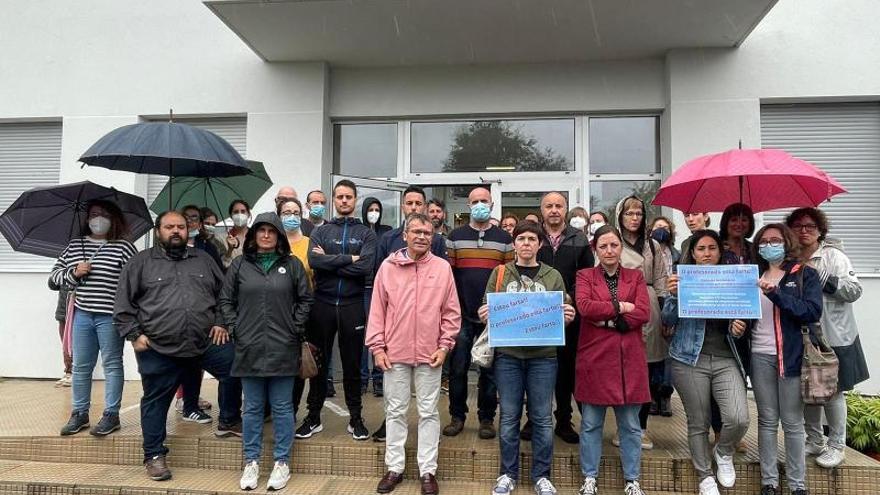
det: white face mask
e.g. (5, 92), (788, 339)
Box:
(366, 211), (380, 225)
(231, 213), (249, 228)
(569, 216), (587, 231)
(89, 216), (111, 236)
(203, 224), (216, 236)
(589, 221), (605, 235)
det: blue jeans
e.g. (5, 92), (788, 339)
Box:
(495, 354), (557, 482)
(580, 403), (642, 482)
(448, 319), (497, 422)
(71, 308), (123, 415)
(242, 376), (295, 463)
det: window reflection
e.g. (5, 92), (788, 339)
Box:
(589, 117), (659, 175)
(334, 123), (398, 178)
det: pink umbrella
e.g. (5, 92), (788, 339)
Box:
(652, 148), (847, 213)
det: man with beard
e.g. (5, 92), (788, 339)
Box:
(115, 211), (240, 482)
(427, 198), (449, 237)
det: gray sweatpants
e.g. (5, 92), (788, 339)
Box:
(751, 352), (806, 491)
(671, 354), (749, 481)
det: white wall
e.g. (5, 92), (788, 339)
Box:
(665, 0), (880, 392)
(0, 0), (331, 379)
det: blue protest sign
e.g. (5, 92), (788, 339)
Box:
(487, 291), (565, 347)
(677, 264), (761, 319)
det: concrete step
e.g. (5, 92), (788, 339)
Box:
(0, 459), (696, 495)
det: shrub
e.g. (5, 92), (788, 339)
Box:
(846, 393), (880, 453)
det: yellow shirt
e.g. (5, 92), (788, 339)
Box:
(289, 236), (313, 287)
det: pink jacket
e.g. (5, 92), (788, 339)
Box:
(366, 248), (461, 365)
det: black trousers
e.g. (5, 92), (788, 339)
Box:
(293, 300), (365, 421)
(554, 318), (580, 424)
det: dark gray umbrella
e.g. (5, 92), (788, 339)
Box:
(0, 181), (153, 258)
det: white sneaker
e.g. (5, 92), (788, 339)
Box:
(713, 446), (736, 487)
(239, 461), (259, 491)
(493, 474), (516, 494)
(534, 477), (557, 495)
(805, 441), (827, 456)
(640, 432), (654, 450)
(623, 480), (645, 495)
(816, 446), (845, 468)
(55, 373), (72, 387)
(267, 461), (290, 491)
(699, 476), (721, 495)
(174, 397), (184, 413)
(578, 476), (598, 495)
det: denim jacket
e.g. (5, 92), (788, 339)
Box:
(662, 296), (748, 378)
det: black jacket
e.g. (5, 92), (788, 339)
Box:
(219, 213), (313, 377)
(308, 216), (377, 305)
(537, 226), (594, 300)
(362, 197), (392, 238)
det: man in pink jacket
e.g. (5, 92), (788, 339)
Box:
(366, 213), (461, 495)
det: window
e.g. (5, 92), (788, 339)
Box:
(588, 116), (660, 222)
(0, 121), (62, 271)
(333, 123), (398, 178)
(761, 103), (880, 274)
(146, 116), (248, 207)
(411, 118), (575, 173)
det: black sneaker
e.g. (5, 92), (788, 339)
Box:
(372, 421), (387, 442)
(89, 412), (120, 436)
(215, 421), (242, 437)
(554, 421), (580, 444)
(295, 416), (323, 439)
(373, 381), (384, 398)
(326, 381), (336, 398)
(760, 486), (778, 495)
(60, 411), (90, 436)
(348, 417), (370, 441)
(182, 409), (212, 424)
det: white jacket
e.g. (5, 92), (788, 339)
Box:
(807, 240), (862, 347)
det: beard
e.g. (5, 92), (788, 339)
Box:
(160, 235), (187, 259)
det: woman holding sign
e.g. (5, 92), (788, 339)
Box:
(478, 220), (576, 495)
(750, 223), (822, 495)
(662, 230), (750, 495)
(573, 224), (651, 495)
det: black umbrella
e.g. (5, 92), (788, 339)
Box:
(0, 181), (153, 258)
(79, 121), (251, 208)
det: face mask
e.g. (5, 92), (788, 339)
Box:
(651, 228), (670, 244)
(758, 244), (786, 263)
(309, 204), (325, 219)
(366, 211), (380, 225)
(88, 216), (111, 236)
(588, 222), (605, 235)
(470, 202), (491, 223)
(569, 216), (587, 231)
(188, 229), (199, 239)
(281, 215), (301, 232)
(231, 213), (249, 228)
(203, 224), (216, 237)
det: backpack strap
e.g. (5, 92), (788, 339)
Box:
(495, 264), (506, 292)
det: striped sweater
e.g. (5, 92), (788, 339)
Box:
(50, 237), (138, 314)
(446, 224), (513, 321)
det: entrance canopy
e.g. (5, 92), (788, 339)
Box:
(204, 0), (777, 67)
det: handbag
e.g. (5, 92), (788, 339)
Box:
(795, 265), (839, 404)
(471, 264), (506, 368)
(299, 342), (319, 379)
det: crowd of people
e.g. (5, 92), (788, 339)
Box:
(47, 180), (867, 495)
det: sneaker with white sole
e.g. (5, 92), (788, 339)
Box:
(240, 460), (259, 491)
(713, 445), (736, 488)
(578, 477), (598, 495)
(805, 441), (827, 456)
(348, 417), (370, 441)
(534, 477), (557, 495)
(182, 409), (212, 424)
(699, 476), (721, 495)
(623, 480), (645, 495)
(267, 461), (290, 491)
(816, 446), (845, 468)
(294, 416), (323, 439)
(55, 373), (72, 387)
(493, 474), (516, 494)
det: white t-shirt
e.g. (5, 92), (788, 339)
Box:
(752, 273), (784, 355)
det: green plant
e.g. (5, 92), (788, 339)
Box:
(846, 393), (880, 453)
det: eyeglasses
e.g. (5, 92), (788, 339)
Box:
(184, 214), (201, 222)
(623, 211), (644, 218)
(407, 229), (432, 238)
(758, 239), (785, 248)
(791, 223), (818, 233)
(478, 229), (485, 248)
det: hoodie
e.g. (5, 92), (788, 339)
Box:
(361, 197), (393, 238)
(219, 212), (313, 377)
(308, 216), (377, 305)
(366, 248), (461, 366)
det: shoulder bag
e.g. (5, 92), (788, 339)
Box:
(795, 264), (839, 404)
(471, 265), (506, 368)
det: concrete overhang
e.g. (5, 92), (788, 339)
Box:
(205, 0), (777, 67)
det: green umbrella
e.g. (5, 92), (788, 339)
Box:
(149, 160), (272, 218)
